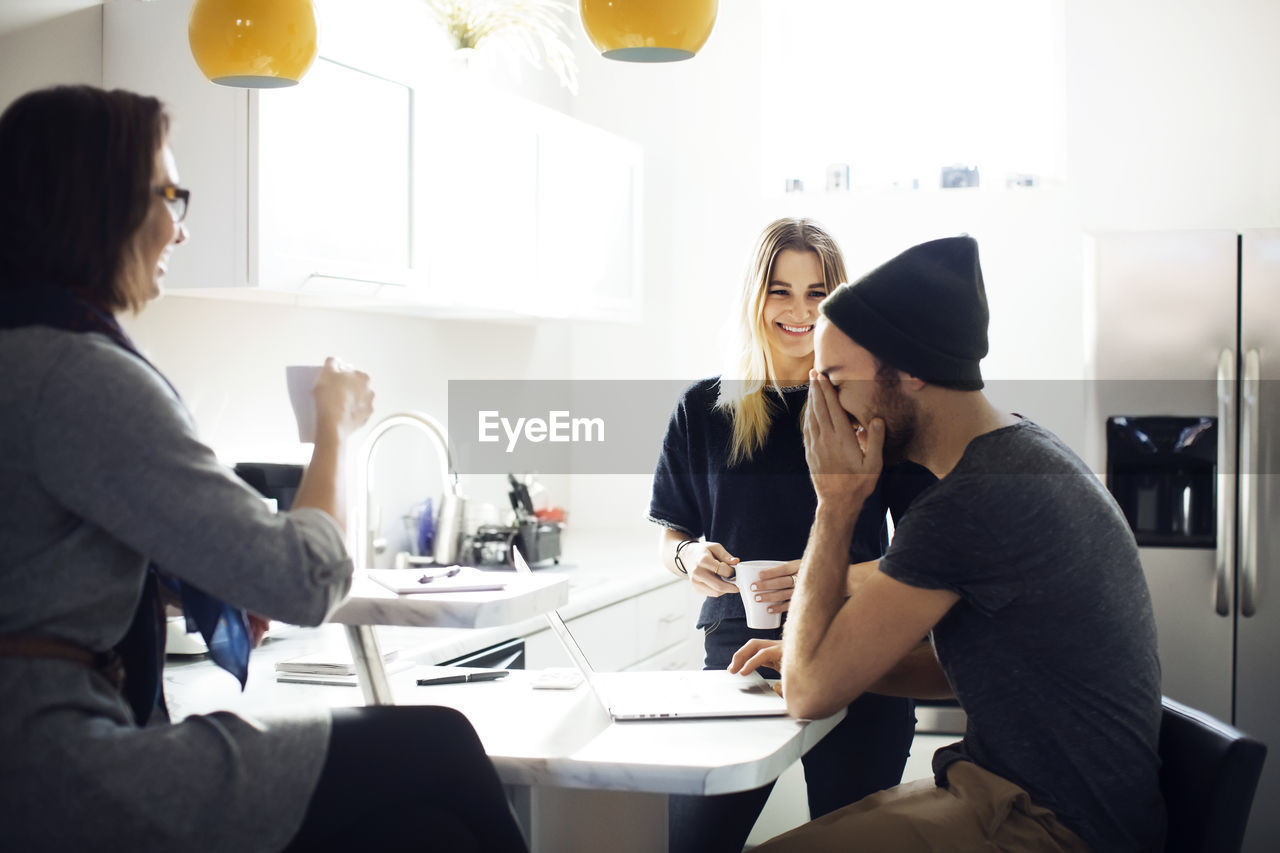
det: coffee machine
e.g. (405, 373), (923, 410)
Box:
(466, 474), (563, 568)
(468, 519), (562, 567)
(233, 462), (304, 512)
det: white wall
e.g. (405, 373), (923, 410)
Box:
(1065, 0), (1280, 230)
(567, 0), (765, 381)
(119, 297), (576, 562)
(555, 0), (769, 527)
(569, 0), (1280, 375)
(0, 6), (101, 92)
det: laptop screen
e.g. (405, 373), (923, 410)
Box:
(512, 546), (790, 720)
(512, 546), (599, 678)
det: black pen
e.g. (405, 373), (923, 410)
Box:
(418, 567), (462, 584)
(417, 671), (509, 686)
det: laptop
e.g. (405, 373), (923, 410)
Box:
(513, 547), (790, 721)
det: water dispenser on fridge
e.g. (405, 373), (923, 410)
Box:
(1105, 416), (1217, 549)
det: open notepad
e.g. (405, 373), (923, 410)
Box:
(365, 566), (508, 594)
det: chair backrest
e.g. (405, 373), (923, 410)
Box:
(1159, 696), (1267, 853)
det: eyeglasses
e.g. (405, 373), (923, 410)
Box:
(153, 185), (190, 223)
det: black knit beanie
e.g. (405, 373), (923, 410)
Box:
(819, 235), (989, 390)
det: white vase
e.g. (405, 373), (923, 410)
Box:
(449, 47), (501, 84)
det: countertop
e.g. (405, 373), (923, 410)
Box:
(163, 529), (684, 719)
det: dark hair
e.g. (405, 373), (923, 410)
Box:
(0, 85), (169, 312)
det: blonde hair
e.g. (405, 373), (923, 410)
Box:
(717, 218), (848, 465)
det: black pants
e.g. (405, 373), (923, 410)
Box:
(283, 705), (528, 852)
(669, 620), (917, 853)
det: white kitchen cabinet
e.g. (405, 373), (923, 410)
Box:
(525, 581), (699, 672)
(103, 0), (417, 302)
(536, 106), (644, 323)
(415, 84), (541, 317)
(102, 0), (642, 321)
(256, 59), (414, 294)
(416, 82), (643, 322)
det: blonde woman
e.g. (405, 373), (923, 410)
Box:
(649, 218), (936, 853)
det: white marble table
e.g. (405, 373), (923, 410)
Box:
(326, 570), (570, 704)
(382, 667), (844, 853)
(163, 627), (842, 853)
(165, 542), (837, 851)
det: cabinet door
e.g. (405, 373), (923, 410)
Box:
(628, 583), (696, 668)
(524, 597), (639, 672)
(256, 57), (414, 293)
(537, 113), (643, 322)
(416, 87), (539, 315)
(523, 580), (696, 672)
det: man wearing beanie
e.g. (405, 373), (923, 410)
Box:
(732, 236), (1164, 852)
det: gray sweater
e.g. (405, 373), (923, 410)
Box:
(0, 327), (353, 852)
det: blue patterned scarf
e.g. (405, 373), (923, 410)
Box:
(1, 285), (250, 724)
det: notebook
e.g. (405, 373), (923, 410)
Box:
(512, 547), (789, 721)
(275, 648), (400, 675)
(275, 659), (414, 686)
(274, 646), (409, 686)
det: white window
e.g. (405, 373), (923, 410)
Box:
(759, 0), (1066, 194)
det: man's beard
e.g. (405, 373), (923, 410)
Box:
(870, 377), (917, 467)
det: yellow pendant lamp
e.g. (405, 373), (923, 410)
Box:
(580, 0), (717, 63)
(188, 0), (319, 88)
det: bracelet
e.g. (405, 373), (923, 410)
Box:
(673, 538), (698, 575)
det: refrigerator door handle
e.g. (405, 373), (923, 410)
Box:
(1214, 348), (1236, 617)
(1240, 349), (1260, 617)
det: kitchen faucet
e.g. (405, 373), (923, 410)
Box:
(350, 410), (460, 572)
(344, 410), (459, 705)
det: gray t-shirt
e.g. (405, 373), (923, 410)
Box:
(881, 419), (1164, 851)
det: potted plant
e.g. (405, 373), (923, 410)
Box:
(424, 0), (579, 93)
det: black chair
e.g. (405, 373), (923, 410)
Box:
(1159, 696), (1267, 853)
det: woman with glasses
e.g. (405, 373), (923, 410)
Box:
(650, 218), (937, 853)
(0, 86), (527, 852)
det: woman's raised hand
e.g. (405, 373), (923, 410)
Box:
(312, 357), (375, 439)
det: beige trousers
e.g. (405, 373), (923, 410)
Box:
(751, 760), (1091, 852)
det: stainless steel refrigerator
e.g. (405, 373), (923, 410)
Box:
(1085, 229), (1278, 850)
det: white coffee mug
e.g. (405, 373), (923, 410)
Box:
(285, 365), (323, 443)
(734, 560), (785, 630)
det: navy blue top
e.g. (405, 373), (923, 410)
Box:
(649, 377), (936, 628)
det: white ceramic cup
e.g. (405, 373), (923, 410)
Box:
(285, 365), (323, 443)
(734, 560), (785, 630)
